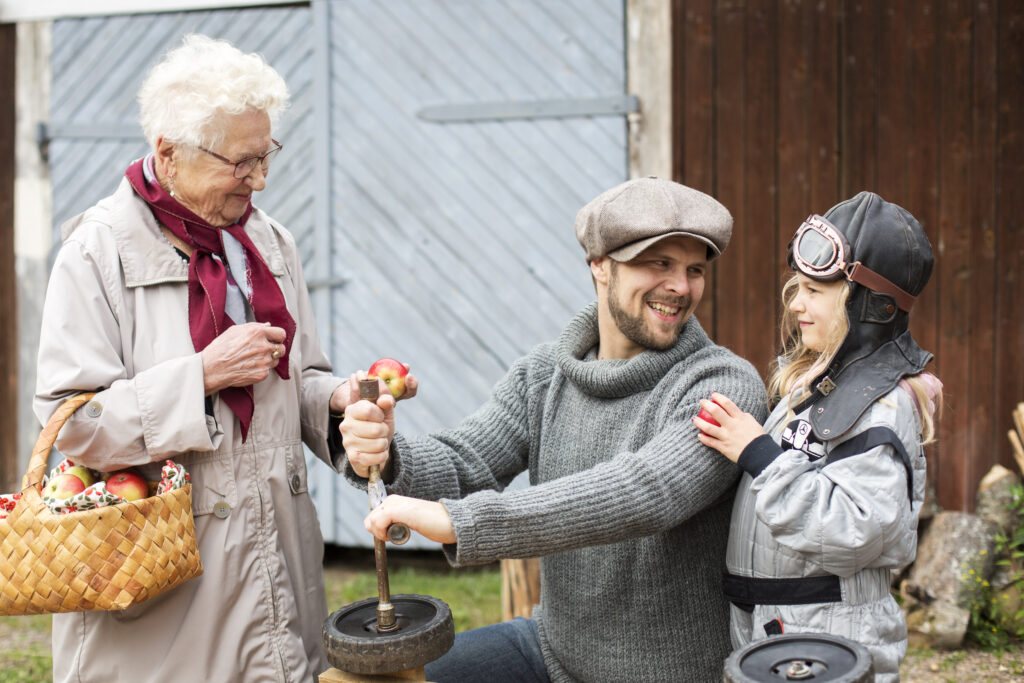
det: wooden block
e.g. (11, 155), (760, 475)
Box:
(319, 666), (427, 682)
(1009, 429), (1024, 476)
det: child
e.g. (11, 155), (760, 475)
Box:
(694, 192), (942, 682)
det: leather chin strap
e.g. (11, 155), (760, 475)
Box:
(846, 262), (917, 312)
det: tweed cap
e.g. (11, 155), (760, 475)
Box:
(574, 177), (733, 262)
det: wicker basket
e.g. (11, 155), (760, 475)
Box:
(0, 393), (203, 615)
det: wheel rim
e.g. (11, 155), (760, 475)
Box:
(331, 595), (442, 639)
(724, 633), (874, 682)
(323, 593), (455, 674)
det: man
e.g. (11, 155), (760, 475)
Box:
(342, 177), (767, 682)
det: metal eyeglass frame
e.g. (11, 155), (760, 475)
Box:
(789, 214), (851, 280)
(197, 139), (283, 179)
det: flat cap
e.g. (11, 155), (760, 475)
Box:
(574, 177), (733, 262)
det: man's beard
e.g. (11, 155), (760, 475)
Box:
(607, 264), (690, 351)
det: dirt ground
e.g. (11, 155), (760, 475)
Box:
(900, 643), (1024, 681)
(5, 618), (1024, 681)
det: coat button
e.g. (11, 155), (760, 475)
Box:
(290, 474), (301, 493)
(213, 501), (230, 519)
(85, 401), (103, 418)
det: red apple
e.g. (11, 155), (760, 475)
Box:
(367, 357), (409, 399)
(696, 397), (723, 432)
(64, 464), (96, 488)
(696, 405), (720, 428)
(44, 473), (86, 499)
(106, 469), (149, 502)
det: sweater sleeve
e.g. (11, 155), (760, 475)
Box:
(748, 388), (925, 577)
(439, 351), (768, 567)
(379, 350), (541, 503)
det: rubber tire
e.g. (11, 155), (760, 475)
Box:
(723, 633), (874, 683)
(322, 593), (455, 674)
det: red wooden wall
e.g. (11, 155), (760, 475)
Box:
(0, 25), (16, 494)
(672, 0), (1024, 511)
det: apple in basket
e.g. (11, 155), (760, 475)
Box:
(64, 464), (96, 487)
(44, 473), (86, 499)
(106, 469), (149, 502)
(367, 357), (409, 399)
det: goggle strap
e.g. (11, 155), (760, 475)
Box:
(846, 262), (916, 312)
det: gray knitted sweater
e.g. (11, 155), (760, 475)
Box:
(383, 303), (767, 682)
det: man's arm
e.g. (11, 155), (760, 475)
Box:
(410, 355), (766, 566)
(341, 348), (544, 500)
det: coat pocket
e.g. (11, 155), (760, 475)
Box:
(173, 450), (239, 516)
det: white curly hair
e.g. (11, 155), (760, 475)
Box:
(138, 34), (289, 155)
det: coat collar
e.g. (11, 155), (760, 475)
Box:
(61, 176), (286, 287)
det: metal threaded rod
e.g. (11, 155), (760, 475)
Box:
(359, 378), (399, 631)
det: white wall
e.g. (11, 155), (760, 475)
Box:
(626, 0), (673, 180)
(15, 21), (52, 467)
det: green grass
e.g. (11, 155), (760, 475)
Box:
(0, 549), (501, 682)
(0, 652), (51, 683)
(323, 547), (503, 633)
(938, 649), (967, 671)
(0, 614), (52, 683)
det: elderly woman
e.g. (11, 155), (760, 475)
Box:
(34, 35), (394, 682)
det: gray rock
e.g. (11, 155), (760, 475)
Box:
(919, 480), (942, 522)
(975, 464), (1021, 532)
(904, 511), (997, 607)
(905, 601), (971, 649)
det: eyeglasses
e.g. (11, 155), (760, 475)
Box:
(788, 213), (918, 312)
(197, 139), (282, 179)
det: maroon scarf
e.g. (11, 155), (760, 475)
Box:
(125, 158), (295, 441)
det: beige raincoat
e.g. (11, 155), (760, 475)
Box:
(34, 177), (343, 683)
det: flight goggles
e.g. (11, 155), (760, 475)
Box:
(788, 214), (917, 312)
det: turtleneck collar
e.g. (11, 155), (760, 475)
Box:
(556, 302), (710, 398)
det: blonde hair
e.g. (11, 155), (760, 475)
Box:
(767, 273), (942, 444)
(899, 373), (943, 444)
(767, 275), (850, 402)
(138, 34), (289, 154)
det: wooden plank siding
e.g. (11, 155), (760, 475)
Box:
(0, 24), (15, 494)
(671, 0), (1024, 511)
(997, 6), (1024, 499)
(999, 2), (1024, 485)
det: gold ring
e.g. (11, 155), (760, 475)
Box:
(272, 349), (281, 359)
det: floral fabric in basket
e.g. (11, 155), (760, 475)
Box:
(32, 459), (191, 516)
(0, 493), (21, 520)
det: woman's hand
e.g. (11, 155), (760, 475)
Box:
(365, 495), (456, 545)
(693, 392), (767, 463)
(201, 322), (287, 395)
(341, 390), (396, 478)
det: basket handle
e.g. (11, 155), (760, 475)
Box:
(22, 392), (97, 493)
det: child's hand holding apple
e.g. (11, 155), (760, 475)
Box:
(693, 392), (768, 463)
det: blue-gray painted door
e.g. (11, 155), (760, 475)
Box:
(47, 0), (628, 549)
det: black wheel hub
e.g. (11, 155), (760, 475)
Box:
(323, 594), (455, 674)
(723, 633), (874, 682)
